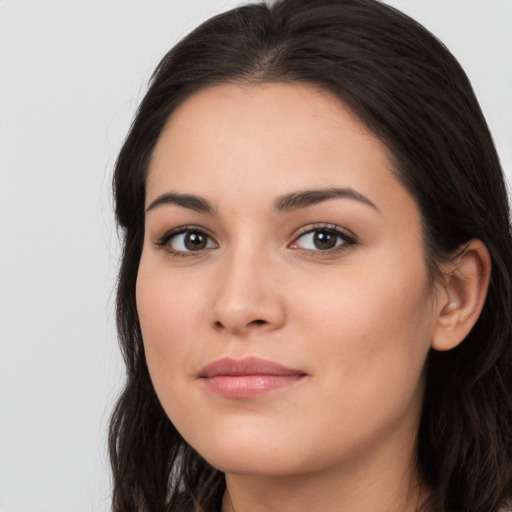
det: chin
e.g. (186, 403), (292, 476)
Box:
(205, 446), (309, 477)
(181, 422), (314, 476)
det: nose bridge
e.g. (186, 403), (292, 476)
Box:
(208, 235), (285, 334)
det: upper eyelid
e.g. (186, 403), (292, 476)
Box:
(153, 223), (356, 247)
(291, 223), (356, 240)
(288, 224), (358, 252)
(155, 225), (217, 245)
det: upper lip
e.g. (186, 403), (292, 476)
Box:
(198, 357), (307, 378)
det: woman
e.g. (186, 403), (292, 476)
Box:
(109, 0), (512, 510)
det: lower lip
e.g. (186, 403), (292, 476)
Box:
(201, 374), (304, 399)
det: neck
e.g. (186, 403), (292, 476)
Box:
(223, 468), (428, 512)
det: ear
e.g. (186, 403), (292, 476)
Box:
(431, 239), (491, 352)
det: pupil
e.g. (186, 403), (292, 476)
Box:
(185, 232), (207, 250)
(314, 231), (336, 250)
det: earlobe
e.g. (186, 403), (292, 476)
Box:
(431, 239), (491, 352)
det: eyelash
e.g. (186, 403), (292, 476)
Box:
(289, 224), (357, 255)
(155, 226), (218, 257)
(154, 224), (357, 257)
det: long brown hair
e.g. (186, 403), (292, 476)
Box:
(110, 1), (512, 510)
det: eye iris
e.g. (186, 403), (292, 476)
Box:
(184, 232), (207, 250)
(314, 230), (337, 250)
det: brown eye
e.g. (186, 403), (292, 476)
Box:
(160, 229), (217, 254)
(312, 230), (338, 250)
(183, 232), (208, 250)
(290, 226), (356, 252)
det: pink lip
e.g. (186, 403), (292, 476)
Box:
(198, 357), (307, 399)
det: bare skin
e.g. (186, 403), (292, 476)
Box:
(137, 83), (490, 512)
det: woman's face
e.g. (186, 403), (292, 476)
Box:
(137, 83), (439, 477)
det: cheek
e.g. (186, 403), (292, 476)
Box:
(136, 257), (201, 380)
(135, 260), (208, 430)
(294, 267), (433, 450)
(296, 257), (434, 390)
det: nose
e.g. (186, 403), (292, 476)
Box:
(207, 247), (286, 336)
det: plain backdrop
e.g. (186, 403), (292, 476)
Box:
(0, 1), (510, 511)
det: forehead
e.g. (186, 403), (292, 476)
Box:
(146, 82), (410, 216)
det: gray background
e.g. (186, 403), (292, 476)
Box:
(0, 1), (510, 510)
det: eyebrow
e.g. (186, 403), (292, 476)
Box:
(145, 192), (215, 214)
(145, 187), (378, 215)
(273, 188), (378, 212)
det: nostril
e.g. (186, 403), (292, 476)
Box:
(213, 319), (266, 330)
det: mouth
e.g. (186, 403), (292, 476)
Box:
(198, 357), (307, 399)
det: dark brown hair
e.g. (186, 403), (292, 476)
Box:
(109, 1), (512, 510)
